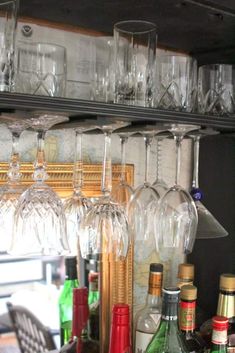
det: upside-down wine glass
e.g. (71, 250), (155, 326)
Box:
(10, 112), (69, 256)
(128, 126), (166, 263)
(79, 119), (130, 261)
(155, 124), (199, 284)
(111, 132), (134, 210)
(190, 130), (228, 238)
(152, 134), (169, 197)
(0, 115), (30, 252)
(63, 127), (95, 254)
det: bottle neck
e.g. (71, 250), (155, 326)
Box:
(177, 278), (194, 289)
(217, 290), (235, 320)
(146, 293), (162, 307)
(64, 278), (79, 289)
(211, 327), (228, 353)
(162, 300), (178, 321)
(179, 299), (196, 332)
(148, 272), (163, 296)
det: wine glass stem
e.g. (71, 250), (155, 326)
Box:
(102, 131), (112, 197)
(120, 136), (128, 183)
(144, 136), (152, 184)
(7, 131), (21, 183)
(33, 130), (48, 182)
(174, 135), (182, 185)
(155, 136), (163, 183)
(73, 130), (83, 195)
(192, 135), (200, 189)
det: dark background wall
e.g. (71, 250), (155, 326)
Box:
(188, 134), (235, 319)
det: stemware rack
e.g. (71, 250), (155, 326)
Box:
(1, 92), (235, 132)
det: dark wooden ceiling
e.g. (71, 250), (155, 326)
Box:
(18, 0), (235, 64)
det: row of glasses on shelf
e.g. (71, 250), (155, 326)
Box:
(0, 113), (228, 267)
(0, 0), (233, 116)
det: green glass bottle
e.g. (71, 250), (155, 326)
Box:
(146, 287), (189, 353)
(59, 257), (79, 346)
(88, 272), (100, 342)
(210, 316), (228, 353)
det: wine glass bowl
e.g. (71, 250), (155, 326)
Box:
(10, 112), (69, 256)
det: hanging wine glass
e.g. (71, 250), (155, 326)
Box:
(128, 126), (166, 263)
(10, 112), (69, 256)
(190, 129), (228, 239)
(79, 119), (130, 261)
(111, 132), (134, 210)
(63, 125), (97, 254)
(155, 124), (199, 262)
(152, 134), (169, 197)
(0, 114), (30, 252)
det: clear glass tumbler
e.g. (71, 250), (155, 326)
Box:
(15, 41), (67, 97)
(0, 0), (18, 92)
(155, 54), (197, 112)
(198, 64), (235, 115)
(114, 20), (157, 107)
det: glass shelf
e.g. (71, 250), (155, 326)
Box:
(0, 92), (234, 132)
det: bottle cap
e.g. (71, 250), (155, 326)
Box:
(180, 285), (197, 300)
(112, 304), (129, 325)
(219, 273), (235, 292)
(212, 316), (229, 331)
(150, 263), (163, 273)
(163, 287), (180, 303)
(88, 272), (99, 282)
(65, 256), (78, 280)
(178, 263), (194, 280)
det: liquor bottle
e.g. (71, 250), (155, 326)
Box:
(135, 263), (163, 353)
(88, 272), (99, 342)
(216, 274), (235, 353)
(60, 287), (99, 353)
(177, 263), (195, 288)
(146, 287), (189, 353)
(210, 316), (228, 353)
(59, 257), (79, 346)
(179, 285), (206, 353)
(109, 303), (132, 353)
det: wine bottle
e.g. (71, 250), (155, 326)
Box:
(179, 285), (206, 353)
(59, 257), (79, 346)
(210, 316), (228, 353)
(109, 304), (132, 353)
(88, 272), (99, 342)
(60, 287), (99, 353)
(177, 263), (195, 289)
(88, 272), (99, 305)
(135, 263), (163, 353)
(146, 287), (189, 353)
(216, 274), (235, 353)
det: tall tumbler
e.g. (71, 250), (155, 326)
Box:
(198, 64), (235, 115)
(0, 0), (18, 92)
(114, 20), (157, 107)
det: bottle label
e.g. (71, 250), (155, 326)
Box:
(90, 280), (98, 291)
(149, 313), (161, 327)
(179, 301), (196, 331)
(212, 329), (227, 345)
(135, 330), (154, 353)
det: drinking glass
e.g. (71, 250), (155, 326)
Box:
(10, 112), (69, 256)
(128, 126), (166, 263)
(190, 130), (228, 238)
(155, 54), (197, 112)
(63, 127), (95, 254)
(15, 42), (67, 97)
(111, 132), (134, 209)
(114, 20), (157, 107)
(92, 37), (114, 102)
(198, 64), (235, 115)
(155, 124), (199, 260)
(0, 114), (30, 252)
(0, 0), (18, 92)
(79, 120), (130, 261)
